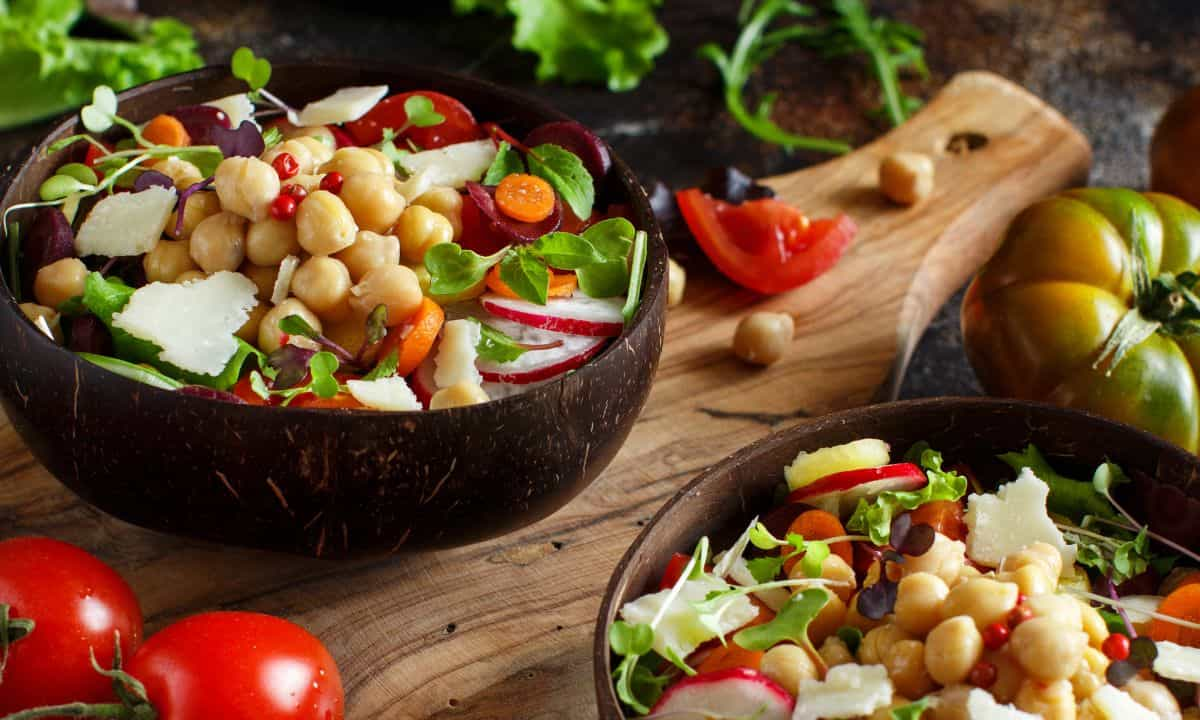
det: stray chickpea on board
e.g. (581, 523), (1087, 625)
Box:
(879, 151), (935, 206)
(733, 311), (795, 366)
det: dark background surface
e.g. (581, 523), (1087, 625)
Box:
(3, 0), (1198, 398)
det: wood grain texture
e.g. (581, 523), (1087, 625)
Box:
(0, 73), (1089, 718)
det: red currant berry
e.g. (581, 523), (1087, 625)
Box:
(270, 194), (298, 221)
(1102, 633), (1131, 662)
(967, 660), (998, 688)
(982, 621), (1011, 650)
(1017, 594), (1028, 606)
(282, 183), (309, 202)
(320, 171), (344, 194)
(1007, 605), (1034, 628)
(272, 152), (299, 180)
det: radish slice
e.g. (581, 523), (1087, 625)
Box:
(787, 463), (927, 517)
(481, 294), (624, 337)
(650, 668), (793, 720)
(475, 317), (605, 384)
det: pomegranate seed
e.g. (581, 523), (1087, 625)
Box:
(270, 194), (298, 221)
(1102, 633), (1131, 662)
(968, 660), (998, 688)
(1017, 594), (1028, 606)
(982, 621), (1011, 650)
(282, 184), (309, 202)
(272, 152), (299, 180)
(1007, 605), (1034, 628)
(320, 171), (344, 194)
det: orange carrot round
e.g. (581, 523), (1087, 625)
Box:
(495, 174), (556, 223)
(783, 509), (853, 574)
(142, 114), (191, 147)
(486, 264), (577, 299)
(692, 599), (775, 673)
(1150, 584), (1200, 647)
(379, 297), (445, 378)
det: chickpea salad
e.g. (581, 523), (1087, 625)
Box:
(1, 49), (648, 411)
(608, 440), (1200, 720)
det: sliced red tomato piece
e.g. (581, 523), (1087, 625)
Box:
(676, 188), (856, 294)
(345, 91), (483, 149)
(658, 552), (693, 591)
(328, 124), (356, 148)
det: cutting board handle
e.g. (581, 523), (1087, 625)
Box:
(759, 71), (1092, 401)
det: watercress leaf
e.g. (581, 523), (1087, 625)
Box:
(483, 141), (526, 185)
(609, 621), (654, 657)
(278, 314), (320, 340)
(80, 85), (117, 133)
(532, 232), (604, 270)
(581, 217), (636, 261)
(425, 243), (508, 297)
(231, 47), (271, 92)
(890, 696), (932, 720)
(362, 350), (400, 382)
(261, 125), (284, 151)
(474, 320), (527, 364)
(403, 95), (445, 129)
(307, 351), (341, 398)
(376, 128), (412, 173)
(800, 540), (830, 579)
(577, 260), (629, 299)
(746, 556), (786, 584)
(57, 163), (99, 186)
(499, 248), (550, 305)
(998, 444), (1119, 521)
(39, 174), (93, 202)
(528, 143), (594, 219)
(734, 588), (830, 652)
(621, 230), (649, 323)
(626, 660), (670, 714)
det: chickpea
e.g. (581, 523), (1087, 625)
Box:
(1010, 617), (1087, 682)
(818, 635), (855, 667)
(166, 190), (221, 241)
(349, 264), (422, 324)
(732, 312), (794, 366)
(1070, 646), (1108, 701)
(1001, 563), (1054, 598)
(320, 147), (393, 178)
(1125, 679), (1183, 720)
(1006, 542), (1064, 580)
(296, 190), (358, 256)
(795, 553), (855, 604)
(429, 381), (490, 410)
(412, 186), (463, 240)
(279, 121), (335, 146)
(760, 644), (819, 696)
(879, 151), (934, 206)
(806, 590), (847, 647)
(904, 532), (966, 586)
(283, 174), (325, 194)
(884, 639), (935, 699)
(1013, 678), (1074, 720)
(238, 262), (278, 301)
(213, 156), (280, 222)
(258, 298), (321, 353)
(236, 303), (269, 343)
(143, 239), (199, 283)
(176, 270), (207, 284)
(33, 257), (87, 309)
(895, 572), (950, 636)
(845, 592), (886, 633)
(667, 257), (686, 308)
(292, 136), (335, 168)
(150, 156), (203, 191)
(262, 139), (317, 175)
(337, 173), (409, 237)
(952, 565), (982, 588)
(291, 256), (352, 321)
(987, 648), (1026, 704)
(859, 623), (911, 665)
(335, 230), (401, 282)
(924, 616), (983, 686)
(19, 303), (62, 342)
(246, 218), (301, 267)
(190, 211), (247, 273)
(1079, 602), (1109, 648)
(323, 315), (368, 358)
(1026, 593), (1083, 631)
(942, 578), (1019, 630)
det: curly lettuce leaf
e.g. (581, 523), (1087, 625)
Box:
(847, 446), (967, 545)
(0, 0), (203, 130)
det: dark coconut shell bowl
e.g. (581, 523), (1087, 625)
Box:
(593, 397), (1200, 719)
(0, 65), (666, 558)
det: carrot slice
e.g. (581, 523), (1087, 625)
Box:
(485, 264), (577, 299)
(379, 298), (445, 378)
(495, 173), (556, 223)
(692, 599), (775, 673)
(1150, 584), (1200, 647)
(142, 114), (191, 147)
(909, 500), (967, 542)
(784, 509), (853, 575)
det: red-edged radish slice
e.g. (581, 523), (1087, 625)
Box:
(410, 355), (550, 407)
(474, 316), (605, 384)
(650, 667), (794, 720)
(481, 294), (624, 337)
(787, 462), (927, 517)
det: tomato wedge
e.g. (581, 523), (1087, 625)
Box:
(658, 552), (693, 591)
(345, 91), (483, 149)
(675, 188), (856, 294)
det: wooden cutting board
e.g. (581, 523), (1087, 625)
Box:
(0, 72), (1089, 719)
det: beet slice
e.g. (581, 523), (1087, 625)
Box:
(525, 121), (611, 181)
(465, 182), (561, 245)
(22, 207), (75, 297)
(168, 105), (232, 146)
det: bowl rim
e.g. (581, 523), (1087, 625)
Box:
(0, 61), (667, 417)
(590, 395), (1200, 717)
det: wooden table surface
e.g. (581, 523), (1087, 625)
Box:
(0, 2), (1198, 718)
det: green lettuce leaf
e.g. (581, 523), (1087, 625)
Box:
(847, 446), (968, 545)
(998, 444), (1119, 522)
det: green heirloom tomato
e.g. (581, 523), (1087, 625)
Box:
(963, 188), (1200, 452)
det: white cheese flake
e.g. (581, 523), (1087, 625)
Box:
(398, 139), (497, 189)
(112, 271), (257, 376)
(964, 688), (1040, 719)
(433, 319), (482, 389)
(1089, 685), (1160, 720)
(965, 468), (1077, 574)
(1154, 640), (1200, 683)
(204, 93), (256, 128)
(272, 255), (300, 305)
(792, 664), (893, 720)
(619, 576), (759, 661)
(292, 86), (388, 127)
(75, 186), (176, 257)
(346, 377), (422, 412)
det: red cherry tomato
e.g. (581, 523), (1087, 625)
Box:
(675, 188), (856, 294)
(124, 611), (343, 720)
(345, 91), (483, 149)
(658, 552), (693, 591)
(0, 537), (143, 715)
(327, 125), (356, 149)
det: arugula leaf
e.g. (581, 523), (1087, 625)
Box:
(483, 141), (526, 185)
(846, 446), (967, 545)
(231, 46), (271, 92)
(474, 320), (527, 364)
(528, 143), (595, 220)
(999, 445), (1119, 522)
(362, 350), (400, 382)
(499, 247), (550, 305)
(733, 588), (829, 653)
(403, 95), (445, 128)
(425, 243), (508, 298)
(890, 697), (932, 720)
(532, 232), (605, 270)
(455, 0), (668, 92)
(577, 219), (634, 299)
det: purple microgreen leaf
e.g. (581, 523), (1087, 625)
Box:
(211, 120), (265, 158)
(267, 344), (316, 389)
(178, 386), (246, 404)
(1129, 636), (1158, 669)
(133, 170), (174, 193)
(1106, 659), (1138, 687)
(857, 577), (897, 620)
(881, 549), (905, 565)
(900, 524), (935, 557)
(174, 178), (215, 237)
(890, 513), (912, 550)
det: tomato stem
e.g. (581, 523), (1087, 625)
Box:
(0, 604), (35, 684)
